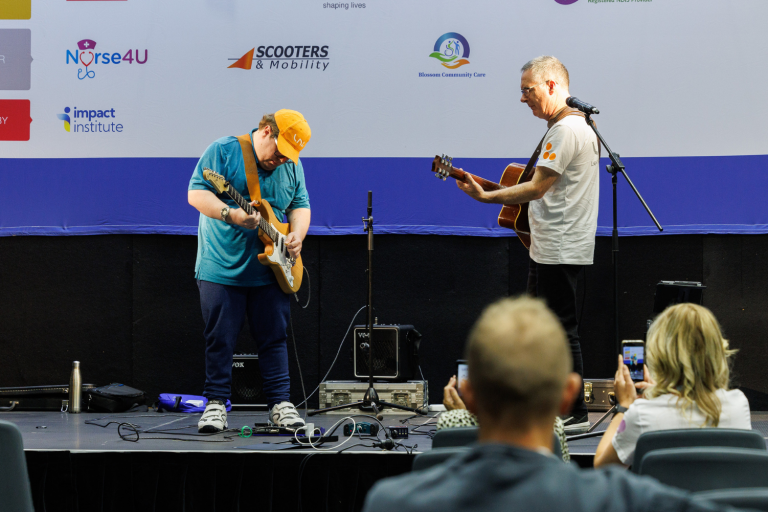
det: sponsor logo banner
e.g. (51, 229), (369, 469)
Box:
(229, 45), (330, 71)
(0, 29), (33, 90)
(0, 100), (32, 141)
(420, 32), (486, 79)
(57, 106), (123, 133)
(66, 39), (148, 80)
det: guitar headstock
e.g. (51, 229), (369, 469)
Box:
(203, 167), (229, 195)
(431, 154), (454, 181)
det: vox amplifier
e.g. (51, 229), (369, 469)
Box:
(231, 354), (266, 409)
(353, 324), (421, 381)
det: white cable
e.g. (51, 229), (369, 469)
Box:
(295, 305), (367, 408)
(295, 416), (358, 452)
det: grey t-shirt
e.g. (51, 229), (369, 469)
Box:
(529, 115), (600, 265)
(362, 443), (733, 512)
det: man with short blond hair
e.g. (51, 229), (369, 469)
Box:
(362, 297), (738, 512)
(457, 56), (599, 431)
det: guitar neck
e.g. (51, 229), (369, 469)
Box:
(225, 187), (279, 242)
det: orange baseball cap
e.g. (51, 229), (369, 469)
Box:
(275, 109), (311, 164)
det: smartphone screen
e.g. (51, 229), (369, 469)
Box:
(622, 341), (645, 381)
(457, 360), (469, 397)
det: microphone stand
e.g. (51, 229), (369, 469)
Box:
(309, 191), (424, 417)
(583, 114), (663, 355)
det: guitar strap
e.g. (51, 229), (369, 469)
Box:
(236, 133), (262, 203)
(523, 107), (600, 179)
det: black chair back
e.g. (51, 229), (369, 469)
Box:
(432, 427), (478, 448)
(632, 428), (765, 473)
(694, 488), (768, 511)
(0, 420), (34, 512)
(639, 447), (768, 492)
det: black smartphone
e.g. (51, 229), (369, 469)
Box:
(456, 359), (468, 397)
(621, 340), (645, 382)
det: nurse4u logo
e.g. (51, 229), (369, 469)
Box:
(66, 39), (148, 80)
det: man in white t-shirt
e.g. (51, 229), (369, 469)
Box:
(457, 56), (599, 431)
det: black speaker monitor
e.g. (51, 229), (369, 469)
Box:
(230, 354), (266, 409)
(353, 324), (420, 382)
(653, 281), (705, 314)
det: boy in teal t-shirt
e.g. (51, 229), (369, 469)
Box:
(187, 110), (311, 433)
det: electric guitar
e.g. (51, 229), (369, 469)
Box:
(431, 154), (533, 249)
(203, 168), (303, 294)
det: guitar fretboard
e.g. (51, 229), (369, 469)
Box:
(225, 187), (279, 242)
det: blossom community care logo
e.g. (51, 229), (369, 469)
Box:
(66, 39), (148, 80)
(56, 106), (123, 133)
(428, 33), (470, 70)
(555, 0), (579, 4)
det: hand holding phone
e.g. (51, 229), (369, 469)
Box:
(443, 375), (466, 411)
(614, 354), (639, 408)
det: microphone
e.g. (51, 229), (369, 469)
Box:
(566, 96), (600, 115)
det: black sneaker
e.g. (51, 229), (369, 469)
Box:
(562, 414), (590, 434)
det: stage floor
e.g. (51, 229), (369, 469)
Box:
(8, 409), (768, 511)
(4, 409), (768, 455)
(3, 409), (435, 454)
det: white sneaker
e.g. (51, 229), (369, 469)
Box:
(561, 414), (590, 434)
(270, 401), (306, 428)
(198, 399), (228, 433)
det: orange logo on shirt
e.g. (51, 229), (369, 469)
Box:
(541, 142), (556, 161)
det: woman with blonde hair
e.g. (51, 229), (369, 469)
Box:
(594, 303), (751, 468)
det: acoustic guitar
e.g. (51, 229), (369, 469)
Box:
(203, 167), (303, 294)
(431, 154), (534, 249)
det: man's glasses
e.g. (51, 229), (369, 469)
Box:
(520, 81), (547, 96)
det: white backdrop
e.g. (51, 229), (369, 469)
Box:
(1, 0), (767, 158)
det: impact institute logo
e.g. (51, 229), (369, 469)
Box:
(56, 106), (123, 133)
(428, 33), (470, 70)
(57, 107), (71, 132)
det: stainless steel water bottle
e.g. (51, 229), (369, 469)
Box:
(69, 361), (82, 413)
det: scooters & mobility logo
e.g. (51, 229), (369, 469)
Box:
(66, 39), (149, 80)
(57, 106), (123, 133)
(420, 32), (486, 79)
(228, 45), (330, 71)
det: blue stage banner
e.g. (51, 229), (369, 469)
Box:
(0, 155), (765, 237)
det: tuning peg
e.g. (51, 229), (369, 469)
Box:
(442, 176), (446, 181)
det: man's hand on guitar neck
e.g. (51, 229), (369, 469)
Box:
(231, 201), (262, 229)
(456, 172), (491, 203)
(456, 166), (560, 205)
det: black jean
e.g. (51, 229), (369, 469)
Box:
(527, 259), (589, 419)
